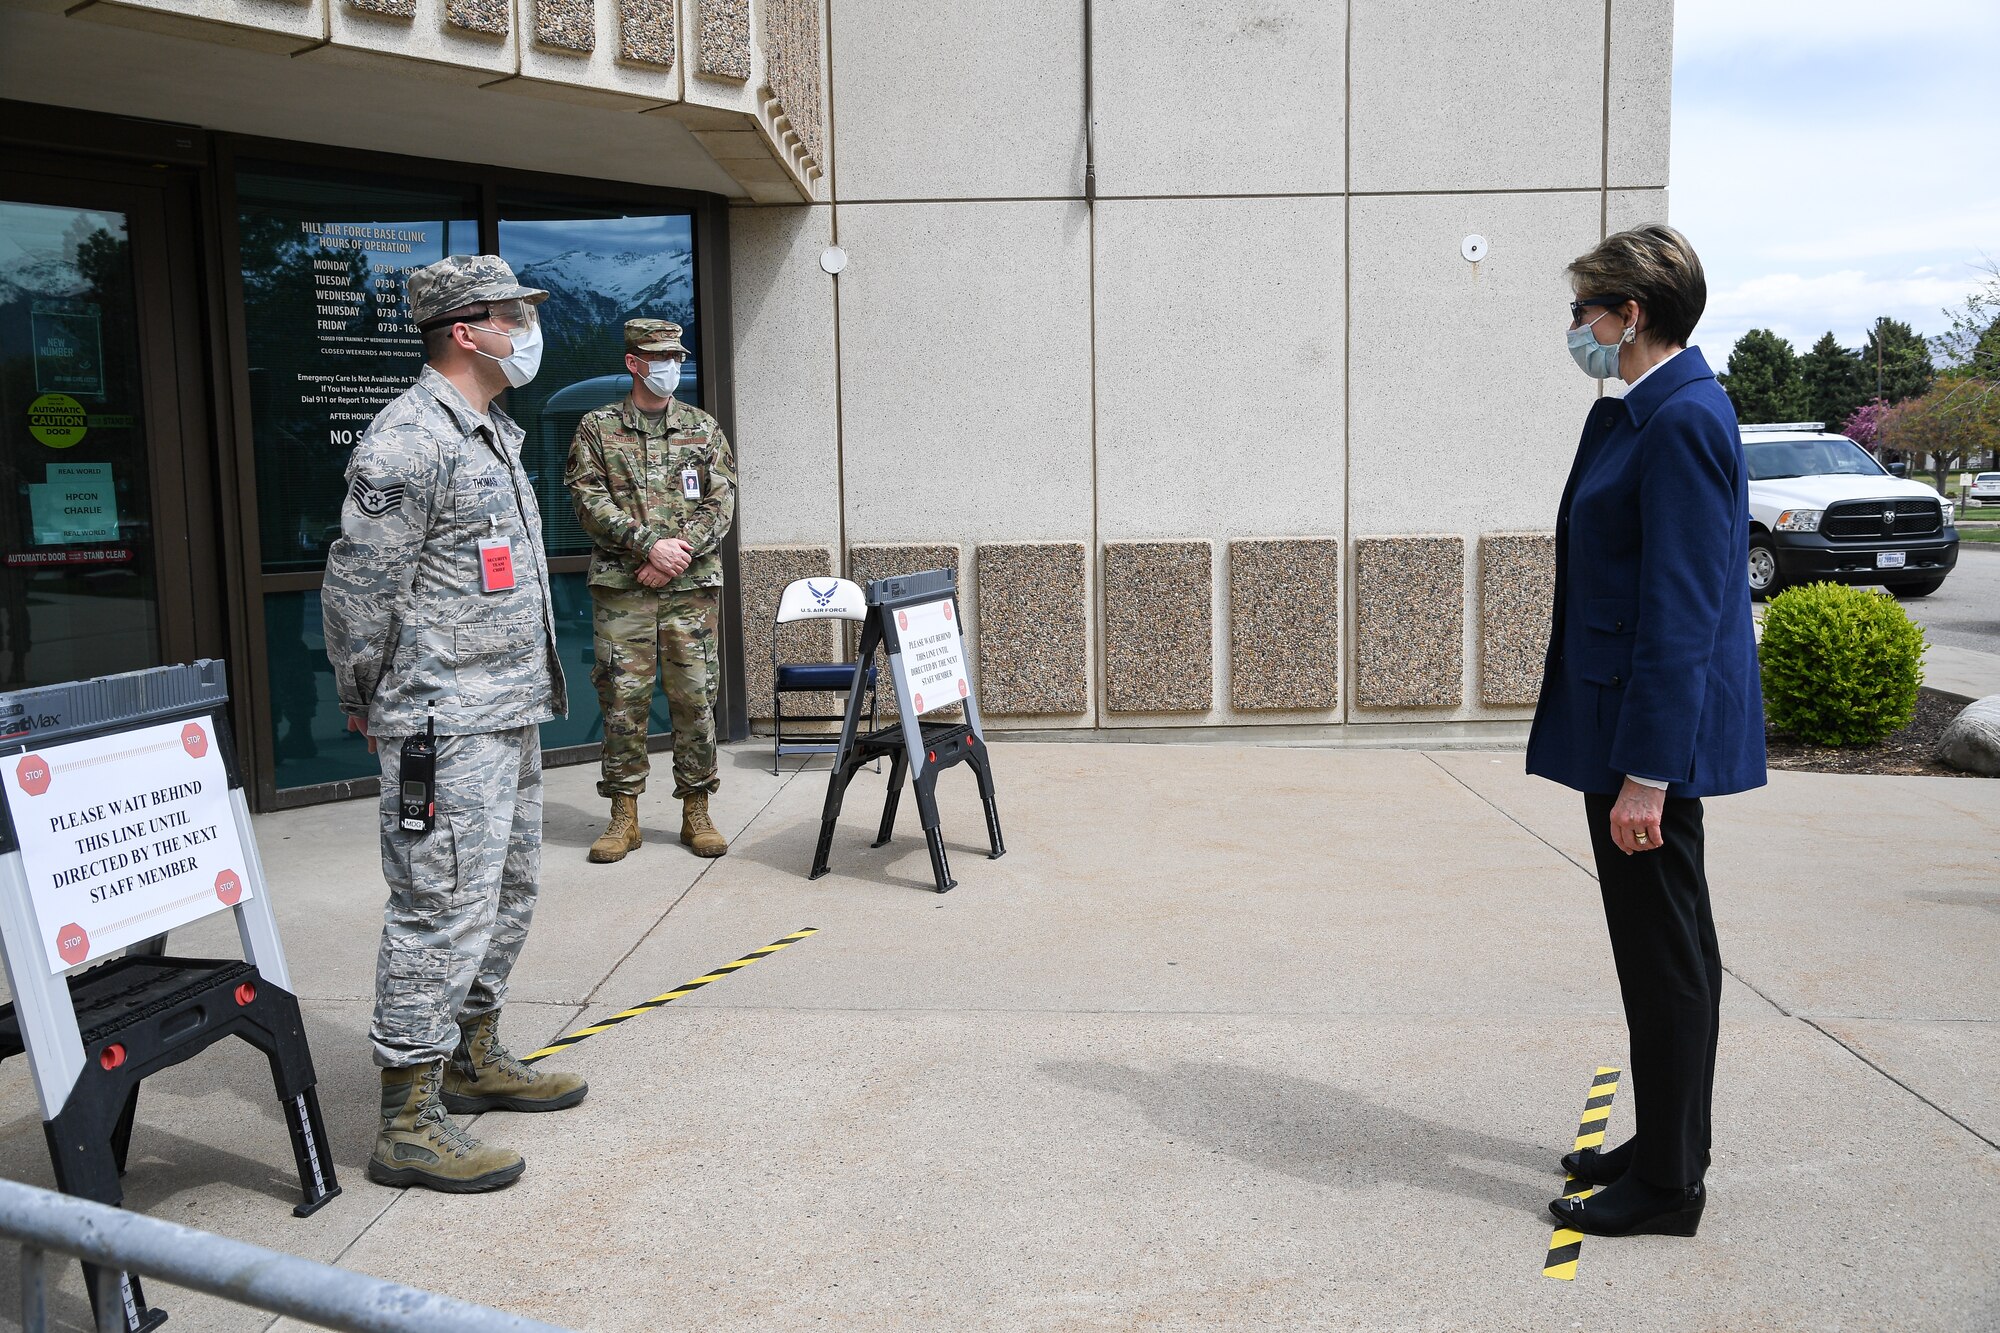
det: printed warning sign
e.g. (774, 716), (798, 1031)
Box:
(897, 597), (969, 717)
(2, 716), (252, 974)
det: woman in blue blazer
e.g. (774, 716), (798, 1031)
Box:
(1527, 224), (1766, 1238)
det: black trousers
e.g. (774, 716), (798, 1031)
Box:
(1583, 792), (1722, 1188)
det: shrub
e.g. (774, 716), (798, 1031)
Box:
(1760, 583), (1926, 746)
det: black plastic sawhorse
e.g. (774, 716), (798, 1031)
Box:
(809, 717), (1003, 892)
(0, 950), (341, 1330)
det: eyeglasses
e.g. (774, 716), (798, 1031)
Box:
(420, 300), (539, 333)
(1569, 296), (1630, 324)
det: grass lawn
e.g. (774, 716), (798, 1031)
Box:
(1956, 524), (2000, 543)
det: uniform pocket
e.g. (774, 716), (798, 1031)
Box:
(451, 615), (543, 709)
(1575, 596), (1637, 687)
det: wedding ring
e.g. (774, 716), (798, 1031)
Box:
(1636, 832), (1649, 844)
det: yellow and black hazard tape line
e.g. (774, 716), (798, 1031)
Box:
(1543, 1065), (1622, 1281)
(522, 927), (818, 1064)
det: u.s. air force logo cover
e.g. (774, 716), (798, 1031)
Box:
(350, 476), (406, 518)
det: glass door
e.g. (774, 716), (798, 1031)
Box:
(0, 174), (190, 689)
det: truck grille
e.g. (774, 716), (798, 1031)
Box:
(1820, 498), (1942, 541)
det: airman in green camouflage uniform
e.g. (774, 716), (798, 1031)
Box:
(565, 318), (736, 863)
(323, 255), (587, 1195)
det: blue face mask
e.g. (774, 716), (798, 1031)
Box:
(1567, 309), (1632, 380)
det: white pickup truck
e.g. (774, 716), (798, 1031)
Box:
(1741, 423), (1958, 600)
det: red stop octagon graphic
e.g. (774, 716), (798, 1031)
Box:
(56, 923), (88, 966)
(897, 610), (909, 630)
(958, 679), (969, 697)
(943, 603), (953, 621)
(181, 722), (209, 759)
(16, 755), (51, 797)
(215, 869), (244, 906)
(913, 693), (925, 712)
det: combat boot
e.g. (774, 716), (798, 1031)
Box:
(368, 1060), (524, 1193)
(441, 1011), (588, 1114)
(680, 791), (728, 858)
(587, 794), (641, 863)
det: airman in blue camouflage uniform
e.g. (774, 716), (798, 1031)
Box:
(565, 318), (737, 864)
(323, 254), (587, 1194)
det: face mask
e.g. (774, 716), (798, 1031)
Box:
(640, 359), (682, 399)
(1567, 310), (1633, 380)
(471, 320), (544, 388)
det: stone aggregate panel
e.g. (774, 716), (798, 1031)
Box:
(1479, 533), (1556, 707)
(976, 543), (1089, 717)
(1104, 541), (1213, 714)
(619, 0), (673, 66)
(1353, 536), (1463, 709)
(535, 0), (592, 50)
(698, 0), (750, 77)
(346, 0), (414, 16)
(764, 0), (825, 173)
(1229, 539), (1340, 712)
(742, 545), (840, 723)
(446, 0), (507, 34)
(849, 544), (964, 720)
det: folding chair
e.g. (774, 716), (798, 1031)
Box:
(773, 577), (877, 774)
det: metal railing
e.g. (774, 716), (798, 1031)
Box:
(0, 1177), (571, 1333)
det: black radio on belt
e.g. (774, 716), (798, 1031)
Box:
(399, 706), (437, 834)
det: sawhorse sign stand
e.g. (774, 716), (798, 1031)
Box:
(0, 661), (339, 1332)
(810, 568), (1004, 893)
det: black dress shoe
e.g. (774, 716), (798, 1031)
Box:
(1548, 1174), (1705, 1237)
(1561, 1139), (1634, 1185)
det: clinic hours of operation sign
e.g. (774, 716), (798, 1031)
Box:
(4, 717), (253, 975)
(895, 598), (970, 716)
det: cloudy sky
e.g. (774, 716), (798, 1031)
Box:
(1672, 0), (2000, 368)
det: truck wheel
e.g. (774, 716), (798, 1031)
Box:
(1748, 534), (1783, 601)
(1891, 579), (1945, 599)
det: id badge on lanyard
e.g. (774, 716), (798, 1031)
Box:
(478, 527), (517, 593)
(680, 466), (701, 501)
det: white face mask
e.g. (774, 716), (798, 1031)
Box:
(640, 359), (682, 399)
(470, 320), (543, 388)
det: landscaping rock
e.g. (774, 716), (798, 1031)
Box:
(1937, 695), (2000, 776)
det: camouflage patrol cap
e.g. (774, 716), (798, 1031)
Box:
(407, 255), (549, 329)
(624, 319), (689, 357)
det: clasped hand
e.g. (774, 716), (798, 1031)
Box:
(636, 537), (693, 589)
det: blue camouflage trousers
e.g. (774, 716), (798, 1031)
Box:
(370, 725), (542, 1068)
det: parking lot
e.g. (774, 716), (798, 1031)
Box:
(1903, 538), (2000, 655)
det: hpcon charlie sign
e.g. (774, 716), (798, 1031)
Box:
(3, 717), (252, 974)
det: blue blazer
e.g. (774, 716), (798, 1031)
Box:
(1526, 347), (1767, 799)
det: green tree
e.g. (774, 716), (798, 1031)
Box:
(1878, 374), (2000, 494)
(1860, 316), (1935, 403)
(1719, 328), (1810, 422)
(1931, 258), (2000, 381)
(1798, 332), (1870, 430)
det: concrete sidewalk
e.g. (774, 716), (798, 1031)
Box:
(0, 742), (1994, 1331)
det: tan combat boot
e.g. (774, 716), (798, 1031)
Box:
(587, 794), (641, 863)
(680, 791), (728, 858)
(441, 1011), (588, 1114)
(367, 1060), (524, 1193)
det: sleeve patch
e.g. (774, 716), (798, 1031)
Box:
(350, 477), (407, 518)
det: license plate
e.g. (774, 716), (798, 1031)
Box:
(1877, 551), (1906, 569)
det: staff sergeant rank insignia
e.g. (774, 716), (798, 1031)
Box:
(349, 477), (406, 518)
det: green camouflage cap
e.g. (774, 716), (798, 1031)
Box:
(624, 319), (689, 356)
(407, 254), (549, 329)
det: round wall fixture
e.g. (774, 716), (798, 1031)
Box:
(1461, 234), (1489, 263)
(820, 245), (849, 275)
